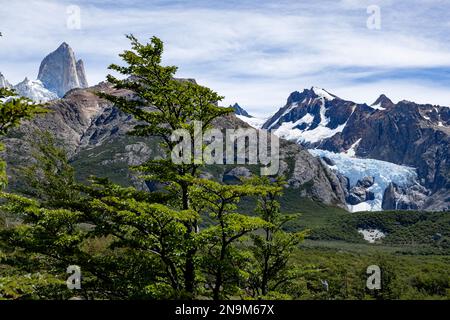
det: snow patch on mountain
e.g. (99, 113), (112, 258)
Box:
(275, 121), (347, 144)
(308, 149), (419, 212)
(271, 113), (313, 140)
(236, 115), (267, 129)
(342, 138), (362, 157)
(370, 103), (386, 111)
(269, 101), (306, 128)
(272, 101), (349, 144)
(312, 87), (335, 100)
(13, 78), (58, 102)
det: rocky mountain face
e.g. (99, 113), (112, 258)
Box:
(232, 103), (252, 117)
(0, 72), (12, 88)
(1, 43), (87, 101)
(5, 40), (447, 212)
(382, 182), (430, 210)
(2, 82), (347, 209)
(37, 42), (88, 97)
(255, 87), (450, 211)
(262, 87), (356, 146)
(76, 59), (89, 88)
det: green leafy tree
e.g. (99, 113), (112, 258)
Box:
(246, 176), (308, 298)
(1, 133), (178, 299)
(0, 88), (47, 188)
(97, 34), (232, 295)
(17, 131), (79, 207)
(191, 178), (268, 300)
(0, 88), (49, 299)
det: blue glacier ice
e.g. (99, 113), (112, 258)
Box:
(308, 149), (419, 212)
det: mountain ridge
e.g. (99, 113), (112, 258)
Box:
(244, 87), (449, 211)
(3, 82), (348, 210)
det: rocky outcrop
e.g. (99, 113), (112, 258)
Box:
(0, 72), (12, 88)
(223, 167), (252, 183)
(345, 176), (375, 205)
(214, 114), (347, 207)
(370, 94), (394, 110)
(382, 183), (430, 210)
(232, 103), (252, 117)
(357, 176), (374, 189)
(76, 60), (89, 88)
(38, 42), (88, 97)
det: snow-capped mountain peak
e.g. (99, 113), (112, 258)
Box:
(13, 77), (58, 102)
(261, 87), (354, 145)
(311, 86), (336, 101)
(370, 94), (393, 110)
(38, 42), (88, 97)
(232, 103), (252, 117)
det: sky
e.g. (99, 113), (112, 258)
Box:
(1, 0), (450, 117)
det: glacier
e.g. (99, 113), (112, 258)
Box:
(308, 149), (419, 212)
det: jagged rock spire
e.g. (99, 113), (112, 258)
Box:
(38, 42), (88, 97)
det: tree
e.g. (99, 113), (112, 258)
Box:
(0, 87), (49, 299)
(0, 88), (47, 188)
(97, 34), (232, 295)
(16, 131), (79, 207)
(246, 176), (308, 298)
(1, 132), (180, 299)
(190, 178), (268, 299)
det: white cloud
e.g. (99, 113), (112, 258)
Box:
(1, 0), (450, 113)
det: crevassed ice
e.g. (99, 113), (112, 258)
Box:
(308, 149), (418, 212)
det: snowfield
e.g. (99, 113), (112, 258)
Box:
(13, 78), (58, 102)
(236, 115), (267, 129)
(342, 138), (362, 157)
(271, 96), (353, 144)
(311, 87), (336, 100)
(358, 228), (386, 243)
(308, 149), (419, 212)
(274, 119), (347, 144)
(369, 103), (386, 111)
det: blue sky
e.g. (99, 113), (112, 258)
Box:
(1, 0), (450, 116)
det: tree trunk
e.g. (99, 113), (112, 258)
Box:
(182, 182), (196, 296)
